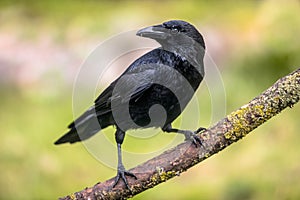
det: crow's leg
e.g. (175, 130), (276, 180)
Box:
(162, 124), (206, 147)
(112, 127), (137, 190)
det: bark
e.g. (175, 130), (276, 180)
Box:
(60, 68), (300, 200)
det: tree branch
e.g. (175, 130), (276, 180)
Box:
(60, 68), (300, 200)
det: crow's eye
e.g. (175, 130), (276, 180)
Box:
(171, 27), (179, 34)
(162, 23), (185, 34)
(163, 23), (176, 29)
(172, 25), (180, 30)
(170, 25), (183, 34)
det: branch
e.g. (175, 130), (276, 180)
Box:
(60, 68), (300, 200)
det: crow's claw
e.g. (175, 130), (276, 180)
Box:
(184, 131), (202, 147)
(196, 127), (206, 133)
(112, 168), (137, 191)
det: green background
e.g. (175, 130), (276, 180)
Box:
(0, 0), (300, 199)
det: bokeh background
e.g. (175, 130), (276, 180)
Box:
(1, 0), (300, 199)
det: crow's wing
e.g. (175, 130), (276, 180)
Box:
(67, 49), (164, 130)
(61, 69), (155, 143)
(94, 67), (156, 115)
(55, 49), (180, 144)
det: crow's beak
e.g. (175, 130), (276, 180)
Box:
(136, 24), (168, 40)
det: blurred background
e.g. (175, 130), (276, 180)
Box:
(0, 0), (300, 199)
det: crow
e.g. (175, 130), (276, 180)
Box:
(55, 20), (206, 189)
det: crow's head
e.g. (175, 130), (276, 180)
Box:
(137, 20), (205, 72)
(137, 20), (205, 50)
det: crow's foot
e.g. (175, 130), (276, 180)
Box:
(184, 127), (206, 147)
(112, 166), (137, 191)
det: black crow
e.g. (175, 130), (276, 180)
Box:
(55, 20), (206, 189)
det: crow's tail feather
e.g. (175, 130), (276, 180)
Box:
(54, 120), (101, 144)
(54, 127), (82, 144)
(54, 107), (106, 145)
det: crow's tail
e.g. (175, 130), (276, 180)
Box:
(54, 106), (109, 145)
(54, 127), (84, 144)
